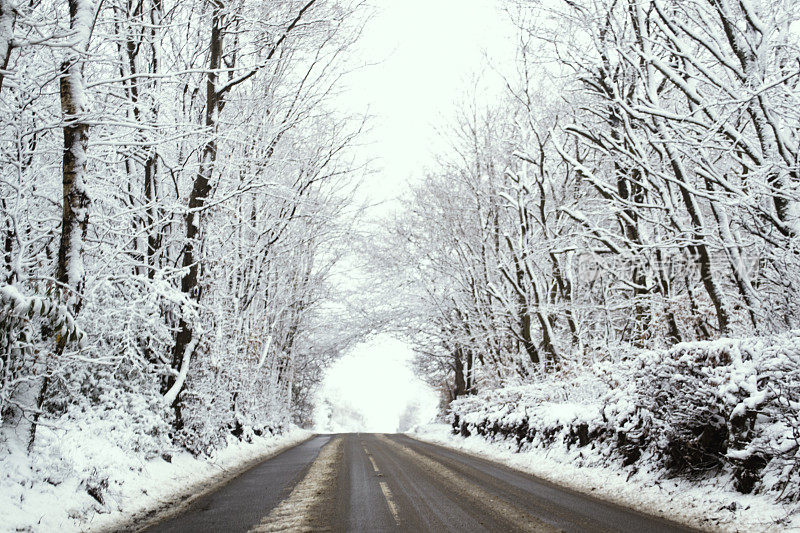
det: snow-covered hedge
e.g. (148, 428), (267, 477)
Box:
(451, 373), (608, 451)
(451, 333), (800, 501)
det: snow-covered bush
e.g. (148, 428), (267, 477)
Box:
(78, 276), (185, 382)
(171, 334), (291, 456)
(451, 333), (800, 501)
(614, 334), (800, 497)
(0, 285), (84, 423)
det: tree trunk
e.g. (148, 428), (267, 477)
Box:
(453, 346), (467, 399)
(56, 6), (92, 301)
(0, 0), (14, 95)
(663, 136), (731, 335)
(30, 0), (93, 451)
(166, 1), (224, 425)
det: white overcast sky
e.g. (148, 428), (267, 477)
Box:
(318, 0), (516, 432)
(337, 0), (516, 206)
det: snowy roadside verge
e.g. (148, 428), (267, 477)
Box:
(96, 428), (312, 533)
(409, 424), (799, 533)
(1, 424), (311, 533)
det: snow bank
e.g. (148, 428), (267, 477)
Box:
(0, 404), (310, 533)
(439, 333), (800, 529)
(412, 423), (798, 532)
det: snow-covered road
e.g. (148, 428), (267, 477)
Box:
(142, 433), (695, 532)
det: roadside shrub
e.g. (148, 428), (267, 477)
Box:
(450, 333), (800, 501)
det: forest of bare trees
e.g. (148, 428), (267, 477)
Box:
(0, 0), (366, 454)
(384, 0), (800, 401)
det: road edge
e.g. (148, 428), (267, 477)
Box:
(403, 433), (716, 533)
(93, 432), (316, 533)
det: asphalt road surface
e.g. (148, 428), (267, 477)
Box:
(143, 433), (697, 533)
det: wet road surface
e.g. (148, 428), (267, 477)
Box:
(142, 433), (697, 533)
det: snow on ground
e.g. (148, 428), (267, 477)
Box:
(410, 423), (800, 533)
(0, 422), (310, 533)
(250, 436), (342, 532)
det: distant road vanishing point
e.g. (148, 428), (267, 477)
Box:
(143, 433), (696, 533)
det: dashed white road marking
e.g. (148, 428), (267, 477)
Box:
(363, 446), (381, 473)
(378, 481), (401, 525)
(368, 454), (380, 473)
(366, 444), (400, 525)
